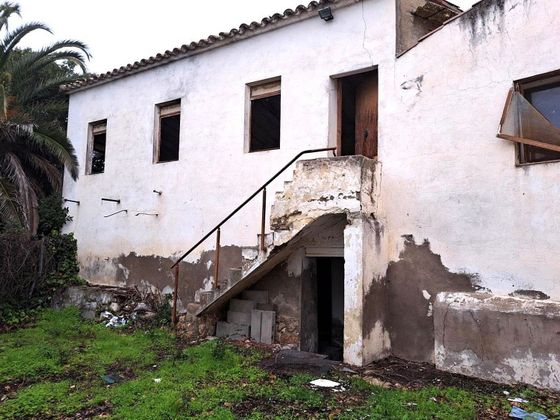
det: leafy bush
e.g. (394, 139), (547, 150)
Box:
(0, 195), (82, 327)
(37, 194), (72, 237)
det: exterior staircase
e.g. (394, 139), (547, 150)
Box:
(170, 150), (377, 345)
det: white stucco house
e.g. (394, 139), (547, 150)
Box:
(62, 0), (560, 390)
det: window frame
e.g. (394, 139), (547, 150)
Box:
(244, 77), (281, 153)
(514, 70), (560, 165)
(86, 119), (107, 175)
(154, 99), (181, 164)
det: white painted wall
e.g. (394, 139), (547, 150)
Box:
(63, 0), (394, 278)
(382, 0), (560, 299)
(64, 0), (560, 303)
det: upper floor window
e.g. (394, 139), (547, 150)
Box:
(87, 120), (107, 175)
(155, 100), (181, 163)
(498, 70), (560, 164)
(247, 78), (281, 152)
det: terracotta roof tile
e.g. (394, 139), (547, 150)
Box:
(63, 0), (336, 93)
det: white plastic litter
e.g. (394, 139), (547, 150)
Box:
(309, 379), (341, 388)
(100, 311), (128, 327)
(154, 378), (162, 383)
(508, 398), (529, 403)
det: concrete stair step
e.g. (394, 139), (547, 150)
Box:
(257, 303), (274, 311)
(241, 290), (268, 304)
(216, 321), (249, 339)
(256, 232), (274, 249)
(241, 246), (259, 262)
(228, 268), (242, 288)
(229, 298), (257, 313)
(227, 310), (251, 325)
(198, 290), (217, 305)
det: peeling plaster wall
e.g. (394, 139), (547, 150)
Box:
(63, 0), (394, 299)
(434, 292), (560, 390)
(383, 0), (560, 302)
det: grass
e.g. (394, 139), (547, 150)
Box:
(0, 308), (558, 419)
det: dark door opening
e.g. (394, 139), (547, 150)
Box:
(337, 70), (378, 159)
(316, 257), (344, 361)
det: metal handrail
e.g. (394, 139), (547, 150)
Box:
(169, 146), (336, 324)
(170, 147), (336, 269)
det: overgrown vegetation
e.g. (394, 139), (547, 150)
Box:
(0, 1), (89, 232)
(1, 308), (558, 419)
(0, 195), (82, 328)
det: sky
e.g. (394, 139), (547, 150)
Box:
(16, 0), (475, 74)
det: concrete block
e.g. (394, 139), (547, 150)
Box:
(216, 321), (249, 339)
(261, 311), (275, 345)
(227, 310), (251, 325)
(251, 310), (262, 341)
(434, 292), (560, 391)
(257, 303), (274, 311)
(229, 298), (257, 313)
(242, 290), (268, 304)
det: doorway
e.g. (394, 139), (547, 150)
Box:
(316, 257), (345, 361)
(337, 69), (378, 159)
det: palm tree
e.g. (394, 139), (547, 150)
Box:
(0, 2), (89, 233)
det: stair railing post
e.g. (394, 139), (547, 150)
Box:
(260, 187), (267, 252)
(172, 264), (179, 326)
(214, 227), (221, 290)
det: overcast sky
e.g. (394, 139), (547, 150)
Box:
(16, 0), (475, 74)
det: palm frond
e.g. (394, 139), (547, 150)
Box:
(2, 151), (37, 229)
(30, 127), (79, 180)
(0, 2), (20, 33)
(0, 22), (51, 68)
(0, 175), (23, 229)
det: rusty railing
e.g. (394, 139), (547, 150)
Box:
(169, 147), (336, 325)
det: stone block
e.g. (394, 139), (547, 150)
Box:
(216, 321), (249, 339)
(242, 290), (268, 304)
(227, 310), (251, 325)
(229, 298), (257, 313)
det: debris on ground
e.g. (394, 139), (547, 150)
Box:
(261, 349), (339, 375)
(100, 311), (128, 328)
(309, 379), (341, 388)
(100, 374), (117, 385)
(509, 397), (529, 403)
(509, 406), (548, 419)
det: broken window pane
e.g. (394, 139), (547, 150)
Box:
(156, 101), (181, 163)
(498, 86), (560, 163)
(89, 121), (106, 174)
(524, 83), (560, 162)
(249, 79), (281, 152)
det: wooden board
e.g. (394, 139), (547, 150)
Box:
(354, 74), (378, 159)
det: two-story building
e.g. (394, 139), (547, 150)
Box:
(62, 0), (560, 390)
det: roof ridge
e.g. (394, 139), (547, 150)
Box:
(63, 0), (336, 93)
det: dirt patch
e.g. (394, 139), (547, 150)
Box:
(63, 401), (113, 419)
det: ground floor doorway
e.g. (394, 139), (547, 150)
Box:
(300, 256), (345, 361)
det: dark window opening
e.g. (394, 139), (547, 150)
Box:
(156, 101), (181, 163)
(338, 70), (378, 159)
(91, 132), (106, 174)
(521, 81), (560, 163)
(249, 80), (281, 152)
(88, 121), (106, 175)
(316, 257), (344, 361)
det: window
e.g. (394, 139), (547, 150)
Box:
(498, 70), (560, 164)
(248, 79), (281, 152)
(155, 100), (181, 163)
(87, 120), (106, 174)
